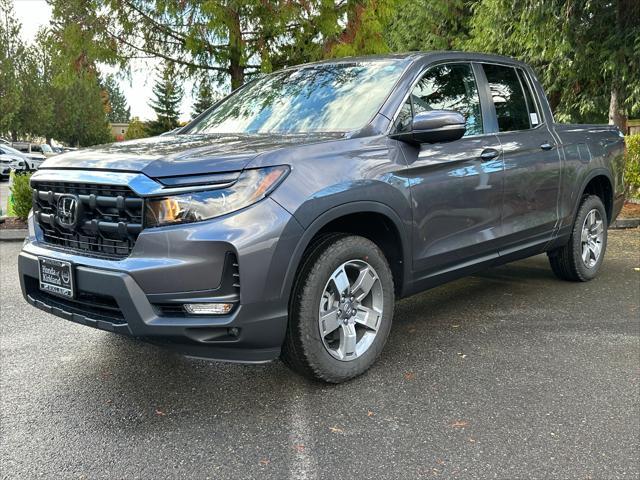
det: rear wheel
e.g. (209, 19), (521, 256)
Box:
(548, 195), (607, 282)
(281, 235), (394, 383)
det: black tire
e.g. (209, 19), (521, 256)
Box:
(547, 195), (608, 282)
(281, 235), (395, 383)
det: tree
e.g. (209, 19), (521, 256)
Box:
(463, 0), (640, 128)
(45, 1), (113, 146)
(386, 0), (476, 52)
(0, 0), (24, 138)
(50, 75), (112, 146)
(103, 75), (130, 123)
(324, 0), (397, 58)
(191, 80), (218, 119)
(124, 117), (148, 140)
(8, 31), (55, 142)
(148, 62), (183, 135)
(47, 0), (400, 92)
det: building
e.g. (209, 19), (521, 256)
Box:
(110, 123), (130, 141)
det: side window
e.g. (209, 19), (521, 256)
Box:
(393, 63), (484, 136)
(482, 64), (532, 132)
(516, 68), (540, 127)
(395, 99), (413, 133)
(412, 63), (484, 136)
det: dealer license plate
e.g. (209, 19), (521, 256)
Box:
(38, 257), (74, 299)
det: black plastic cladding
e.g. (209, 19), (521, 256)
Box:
(31, 181), (144, 259)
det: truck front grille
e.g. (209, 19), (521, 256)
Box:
(31, 181), (144, 259)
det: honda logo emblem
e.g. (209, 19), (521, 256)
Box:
(56, 194), (81, 229)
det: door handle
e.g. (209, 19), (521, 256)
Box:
(480, 148), (500, 161)
(540, 142), (554, 151)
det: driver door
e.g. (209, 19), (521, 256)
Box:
(396, 62), (504, 277)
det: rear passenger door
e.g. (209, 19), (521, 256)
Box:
(480, 63), (562, 251)
(396, 62), (504, 276)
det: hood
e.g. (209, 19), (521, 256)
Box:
(40, 133), (343, 178)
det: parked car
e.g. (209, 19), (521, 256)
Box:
(38, 143), (58, 158)
(0, 145), (30, 177)
(10, 143), (47, 169)
(0, 137), (10, 145)
(0, 158), (21, 179)
(18, 52), (626, 383)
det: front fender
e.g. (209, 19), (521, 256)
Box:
(276, 198), (412, 304)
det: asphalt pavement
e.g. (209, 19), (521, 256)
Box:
(1, 230), (639, 479)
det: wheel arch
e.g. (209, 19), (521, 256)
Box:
(574, 169), (614, 223)
(280, 201), (411, 304)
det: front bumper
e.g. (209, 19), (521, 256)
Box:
(19, 197), (303, 363)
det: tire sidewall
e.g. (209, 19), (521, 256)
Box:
(296, 236), (394, 381)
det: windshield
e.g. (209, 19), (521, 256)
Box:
(187, 60), (409, 135)
(41, 144), (53, 153)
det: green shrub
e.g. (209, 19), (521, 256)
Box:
(125, 117), (149, 140)
(10, 172), (33, 220)
(626, 134), (640, 198)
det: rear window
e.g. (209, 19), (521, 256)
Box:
(482, 64), (531, 132)
(516, 68), (540, 127)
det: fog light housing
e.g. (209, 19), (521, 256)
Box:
(183, 303), (234, 315)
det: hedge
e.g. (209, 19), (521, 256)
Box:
(626, 134), (640, 198)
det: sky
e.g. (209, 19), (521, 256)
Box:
(13, 0), (195, 122)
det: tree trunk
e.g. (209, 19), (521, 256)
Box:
(608, 85), (627, 133)
(228, 8), (244, 91)
(547, 90), (561, 115)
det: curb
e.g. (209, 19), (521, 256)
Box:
(0, 229), (27, 241)
(611, 218), (640, 229)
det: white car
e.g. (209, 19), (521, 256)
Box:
(0, 156), (26, 179)
(0, 145), (32, 176)
(6, 144), (46, 170)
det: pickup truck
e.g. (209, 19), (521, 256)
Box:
(18, 52), (626, 383)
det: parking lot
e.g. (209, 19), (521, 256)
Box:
(1, 230), (638, 479)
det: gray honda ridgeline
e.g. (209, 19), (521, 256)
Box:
(19, 52), (626, 383)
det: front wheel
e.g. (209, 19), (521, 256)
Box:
(281, 235), (395, 383)
(548, 195), (608, 282)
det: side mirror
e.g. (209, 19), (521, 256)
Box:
(392, 110), (466, 144)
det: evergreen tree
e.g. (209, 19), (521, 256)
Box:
(13, 46), (54, 141)
(50, 74), (112, 146)
(46, 0), (113, 146)
(463, 0), (640, 128)
(0, 0), (24, 138)
(386, 0), (475, 52)
(103, 75), (130, 123)
(191, 81), (216, 119)
(148, 63), (184, 135)
(47, 0), (401, 91)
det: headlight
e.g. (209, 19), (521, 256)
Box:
(144, 165), (289, 228)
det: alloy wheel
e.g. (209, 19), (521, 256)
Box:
(580, 208), (604, 268)
(318, 259), (384, 361)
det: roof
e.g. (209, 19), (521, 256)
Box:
(291, 51), (526, 69)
